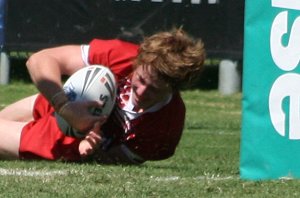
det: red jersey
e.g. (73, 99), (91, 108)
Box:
(88, 39), (185, 160)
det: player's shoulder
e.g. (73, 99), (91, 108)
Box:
(171, 92), (185, 108)
(151, 92), (185, 117)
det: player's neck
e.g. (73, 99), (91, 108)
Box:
(132, 94), (172, 113)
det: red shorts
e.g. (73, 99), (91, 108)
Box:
(19, 94), (81, 161)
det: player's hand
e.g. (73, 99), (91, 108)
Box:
(58, 100), (107, 134)
(79, 122), (103, 158)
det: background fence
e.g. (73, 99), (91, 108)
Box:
(1, 0), (245, 89)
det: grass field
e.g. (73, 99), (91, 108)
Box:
(1, 82), (300, 197)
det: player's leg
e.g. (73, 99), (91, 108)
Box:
(0, 119), (26, 159)
(0, 94), (38, 122)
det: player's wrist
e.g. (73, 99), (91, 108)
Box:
(57, 101), (72, 116)
(50, 91), (69, 113)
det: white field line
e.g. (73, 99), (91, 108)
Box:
(150, 175), (238, 182)
(0, 168), (68, 177)
(0, 168), (237, 182)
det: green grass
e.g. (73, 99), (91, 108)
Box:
(1, 83), (300, 197)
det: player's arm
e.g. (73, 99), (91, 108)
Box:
(26, 45), (84, 103)
(26, 45), (105, 134)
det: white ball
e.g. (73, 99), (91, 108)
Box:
(55, 65), (117, 138)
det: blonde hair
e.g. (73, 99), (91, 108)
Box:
(134, 28), (206, 89)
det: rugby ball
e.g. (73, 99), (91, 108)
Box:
(55, 65), (117, 138)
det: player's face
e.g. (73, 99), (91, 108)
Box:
(131, 65), (172, 111)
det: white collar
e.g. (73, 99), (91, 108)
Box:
(121, 88), (172, 120)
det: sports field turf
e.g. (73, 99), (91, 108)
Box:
(1, 82), (300, 197)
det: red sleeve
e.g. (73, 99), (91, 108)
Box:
(88, 39), (139, 79)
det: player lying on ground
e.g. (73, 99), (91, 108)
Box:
(0, 28), (205, 164)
